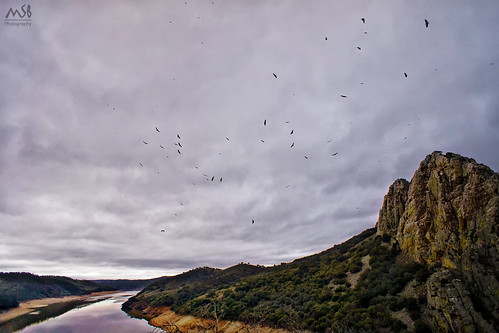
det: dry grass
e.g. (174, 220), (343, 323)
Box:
(346, 255), (370, 288)
(144, 306), (293, 333)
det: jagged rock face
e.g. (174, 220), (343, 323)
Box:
(377, 151), (498, 331)
(426, 270), (494, 333)
(377, 178), (409, 236)
(396, 152), (498, 271)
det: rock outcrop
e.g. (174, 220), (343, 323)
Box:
(377, 151), (498, 332)
(377, 178), (410, 237)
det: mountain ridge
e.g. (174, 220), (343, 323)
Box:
(123, 151), (498, 332)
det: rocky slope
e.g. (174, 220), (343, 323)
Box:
(377, 151), (498, 332)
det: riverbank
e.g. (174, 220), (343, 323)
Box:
(130, 306), (293, 333)
(0, 290), (119, 324)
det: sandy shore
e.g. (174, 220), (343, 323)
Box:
(0, 290), (119, 324)
(138, 306), (293, 333)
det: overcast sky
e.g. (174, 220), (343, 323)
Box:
(1, 0), (498, 279)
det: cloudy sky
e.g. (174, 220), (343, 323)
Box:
(1, 0), (498, 279)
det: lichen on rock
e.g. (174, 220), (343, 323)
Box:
(376, 151), (498, 332)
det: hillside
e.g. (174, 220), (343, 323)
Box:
(123, 151), (497, 332)
(91, 277), (165, 291)
(0, 272), (115, 310)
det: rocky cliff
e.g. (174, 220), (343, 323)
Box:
(377, 151), (498, 332)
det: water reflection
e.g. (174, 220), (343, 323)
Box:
(1, 292), (155, 333)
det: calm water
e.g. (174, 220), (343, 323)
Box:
(2, 291), (156, 333)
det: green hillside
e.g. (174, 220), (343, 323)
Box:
(0, 272), (115, 310)
(123, 228), (432, 332)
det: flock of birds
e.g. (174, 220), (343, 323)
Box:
(130, 16), (433, 233)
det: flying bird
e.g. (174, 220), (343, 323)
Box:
(139, 163), (143, 167)
(327, 139), (333, 143)
(211, 176), (214, 181)
(142, 140), (148, 144)
(425, 19), (429, 28)
(178, 142), (182, 147)
(340, 95), (347, 98)
(325, 37), (328, 40)
(404, 72), (408, 78)
(357, 46), (361, 50)
(226, 137), (230, 141)
(252, 219), (255, 224)
(361, 18), (365, 23)
(264, 119), (267, 126)
(285, 185), (290, 188)
(332, 152), (338, 156)
(290, 143), (294, 148)
(160, 145), (164, 149)
(177, 134), (181, 139)
(220, 177), (223, 182)
(304, 156), (308, 159)
(261, 140), (265, 143)
(290, 130), (293, 135)
(177, 149), (181, 154)
(161, 229), (165, 232)
(273, 73), (277, 79)
(156, 127), (160, 132)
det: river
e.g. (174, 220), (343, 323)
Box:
(1, 291), (157, 333)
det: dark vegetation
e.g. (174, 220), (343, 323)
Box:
(0, 272), (115, 310)
(123, 228), (433, 332)
(90, 277), (164, 291)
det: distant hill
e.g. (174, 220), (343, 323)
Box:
(123, 151), (498, 332)
(90, 277), (165, 291)
(0, 272), (115, 310)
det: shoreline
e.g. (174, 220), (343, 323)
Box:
(130, 306), (293, 333)
(0, 290), (119, 324)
